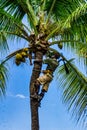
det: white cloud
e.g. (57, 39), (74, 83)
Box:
(7, 93), (29, 99)
(16, 94), (28, 99)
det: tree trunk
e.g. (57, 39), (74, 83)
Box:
(30, 51), (43, 130)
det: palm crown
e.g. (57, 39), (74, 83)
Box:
(0, 0), (87, 128)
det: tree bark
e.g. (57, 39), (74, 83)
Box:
(29, 51), (43, 130)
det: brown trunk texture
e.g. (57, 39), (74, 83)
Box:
(29, 51), (43, 130)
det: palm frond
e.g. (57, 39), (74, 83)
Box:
(57, 38), (87, 70)
(50, 39), (87, 59)
(45, 0), (86, 20)
(69, 41), (87, 58)
(0, 0), (38, 34)
(0, 0), (26, 20)
(0, 31), (9, 52)
(46, 3), (87, 40)
(26, 0), (38, 26)
(56, 59), (87, 125)
(61, 4), (87, 42)
(0, 8), (29, 41)
(62, 3), (87, 29)
(46, 0), (57, 24)
(0, 62), (8, 95)
(50, 40), (79, 46)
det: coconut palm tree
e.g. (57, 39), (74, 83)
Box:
(0, 0), (87, 130)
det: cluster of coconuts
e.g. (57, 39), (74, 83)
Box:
(15, 48), (29, 66)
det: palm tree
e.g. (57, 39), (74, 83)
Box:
(0, 0), (87, 130)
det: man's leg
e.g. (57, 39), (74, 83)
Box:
(34, 80), (40, 93)
(30, 80), (40, 99)
(38, 89), (46, 102)
(30, 75), (51, 102)
(31, 74), (47, 99)
(38, 82), (49, 102)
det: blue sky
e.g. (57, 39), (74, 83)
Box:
(0, 41), (86, 130)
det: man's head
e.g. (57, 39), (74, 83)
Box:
(52, 52), (60, 59)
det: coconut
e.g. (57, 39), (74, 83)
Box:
(15, 60), (21, 66)
(15, 53), (22, 60)
(21, 57), (26, 62)
(21, 51), (28, 57)
(23, 48), (29, 52)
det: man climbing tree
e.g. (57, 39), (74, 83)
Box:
(31, 52), (68, 106)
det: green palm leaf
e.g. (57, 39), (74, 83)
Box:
(0, 62), (8, 95)
(46, 3), (87, 40)
(0, 9), (29, 40)
(0, 0), (38, 33)
(56, 59), (87, 124)
(45, 0), (85, 20)
(0, 31), (8, 52)
(0, 0), (26, 20)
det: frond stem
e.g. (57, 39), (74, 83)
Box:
(46, 0), (56, 25)
(50, 40), (79, 46)
(4, 31), (29, 41)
